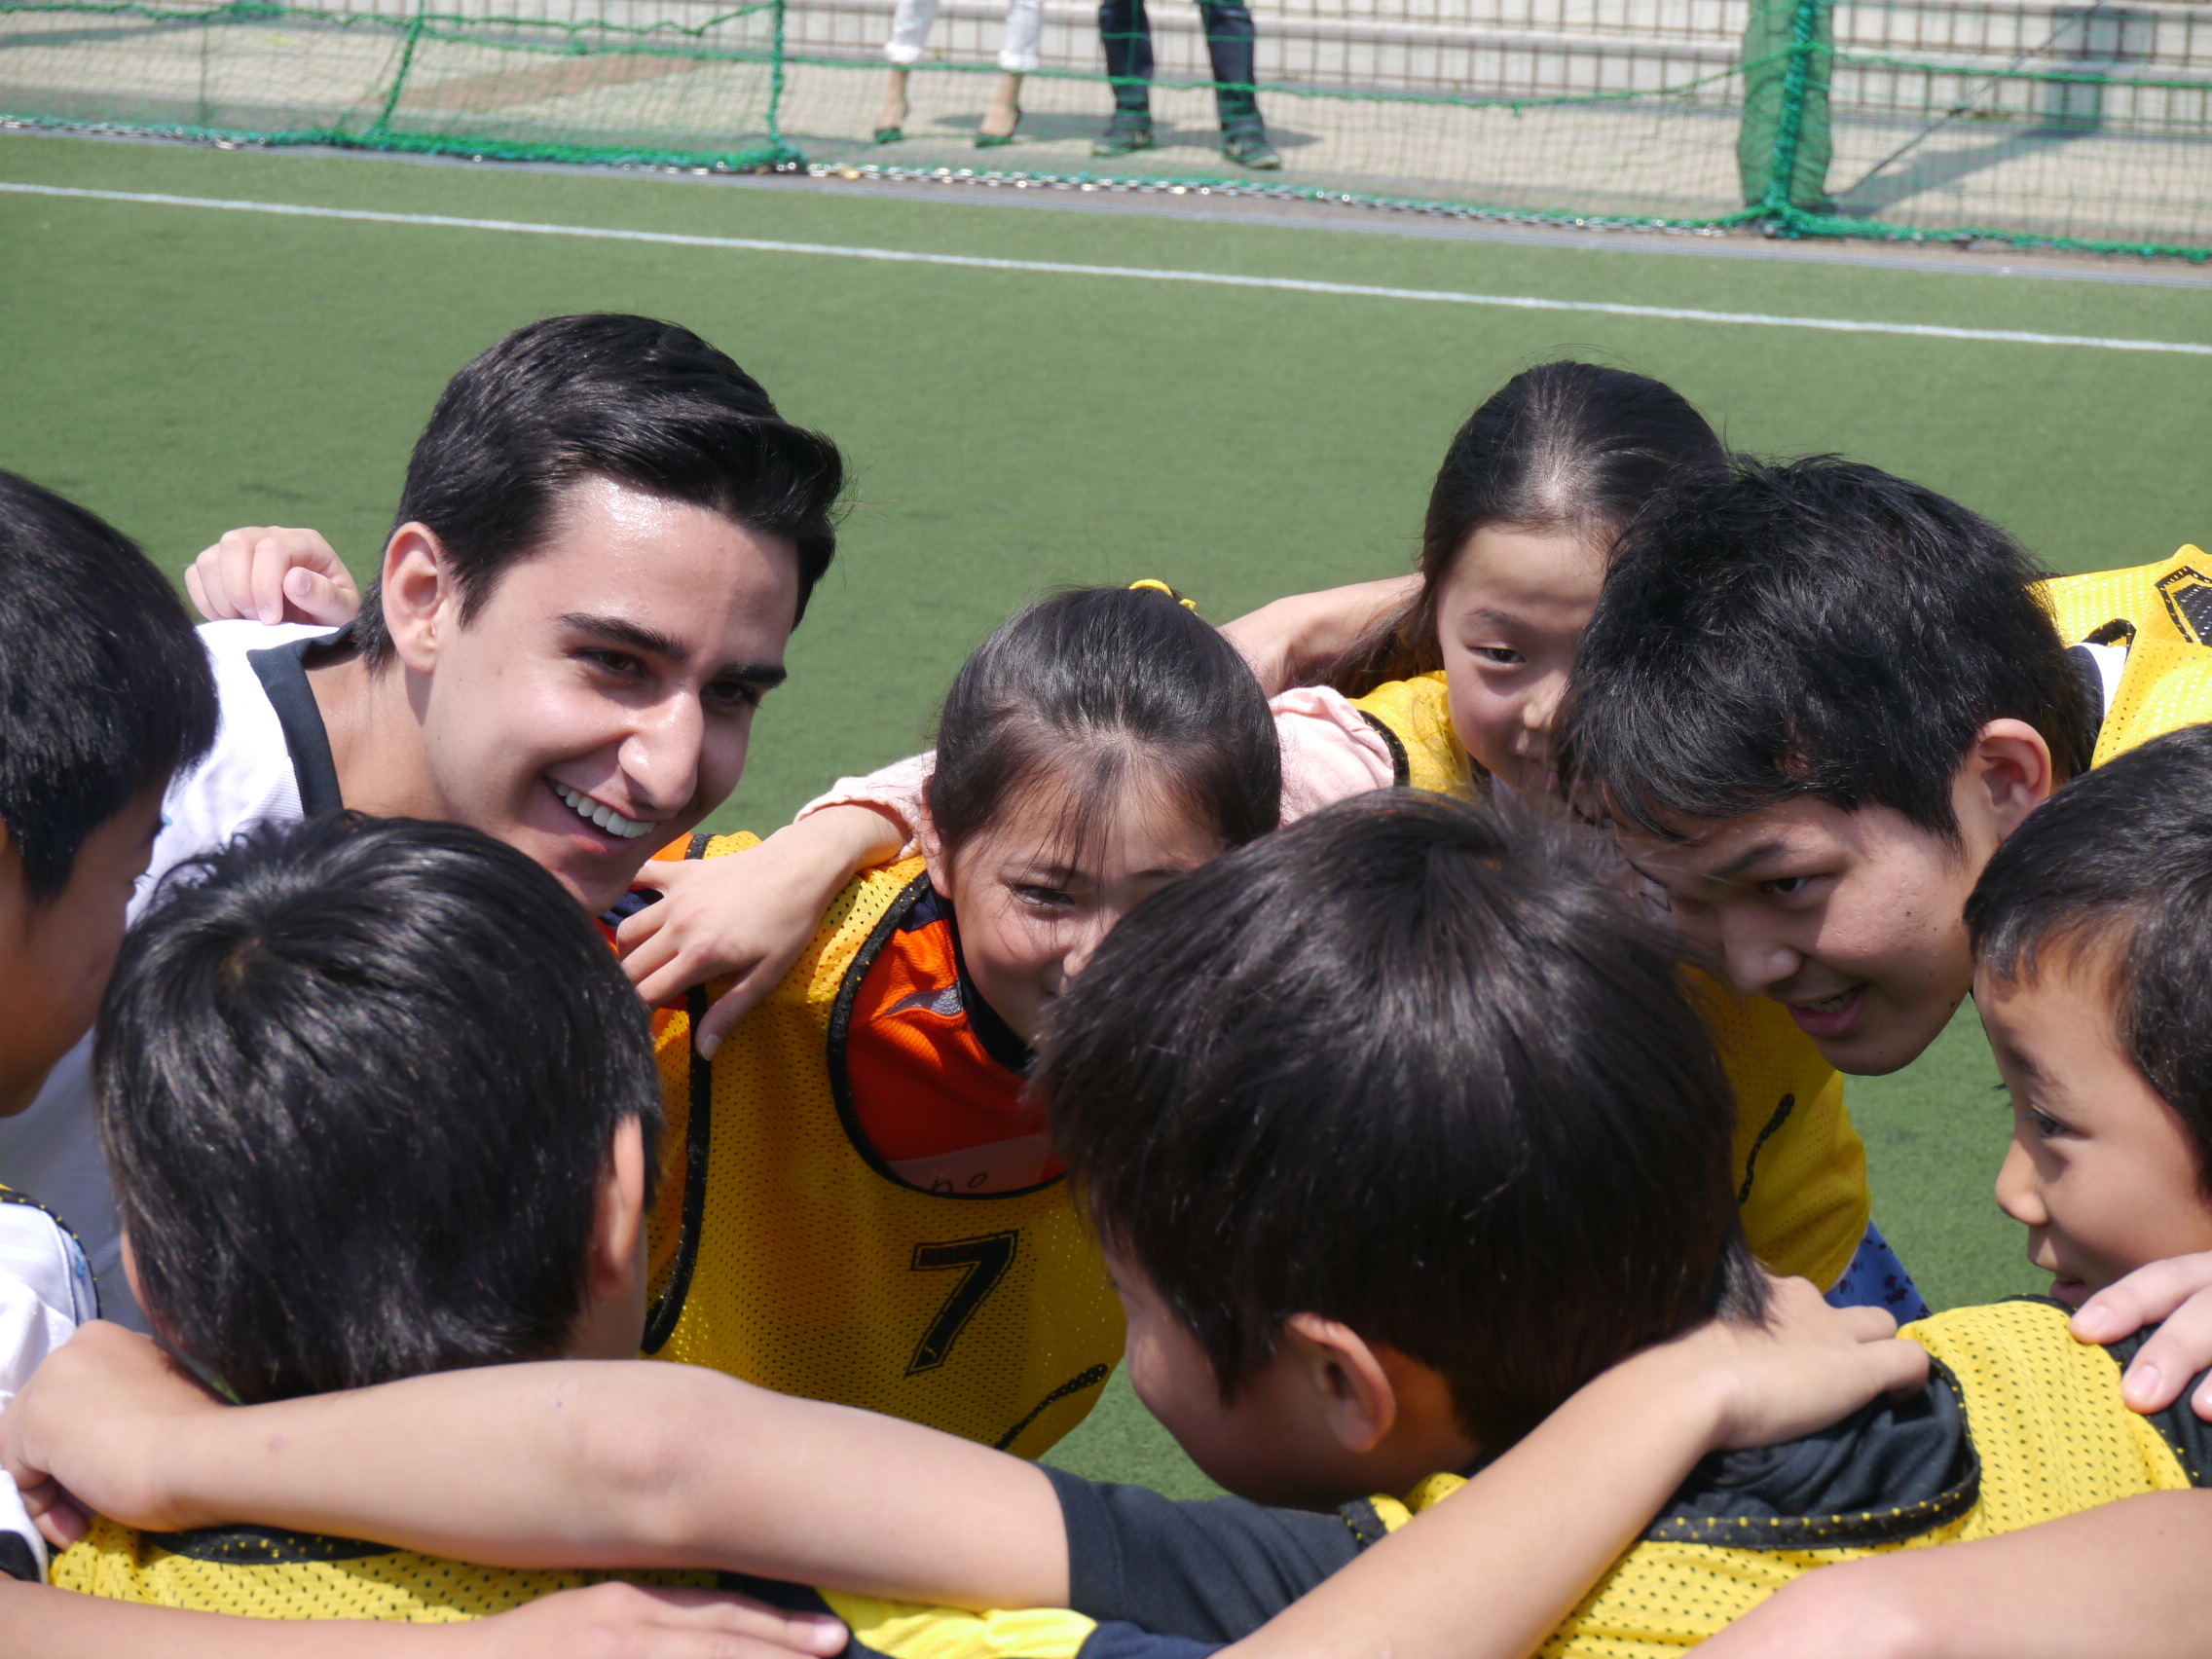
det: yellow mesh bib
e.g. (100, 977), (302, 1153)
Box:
(2040, 549), (2212, 768)
(642, 836), (1124, 1458)
(49, 1521), (714, 1620)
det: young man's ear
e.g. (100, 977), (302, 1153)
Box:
(584, 1115), (649, 1304)
(1280, 1311), (1400, 1455)
(379, 523), (460, 677)
(1962, 719), (2058, 843)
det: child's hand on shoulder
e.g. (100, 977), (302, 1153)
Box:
(1648, 1274), (1931, 1455)
(2071, 1250), (2212, 1421)
(185, 526), (361, 627)
(618, 806), (906, 1058)
(0, 1320), (221, 1544)
(458, 1581), (847, 1659)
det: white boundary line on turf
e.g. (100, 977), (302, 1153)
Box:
(7, 178), (2210, 356)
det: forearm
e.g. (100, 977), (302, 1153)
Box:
(1222, 1345), (1731, 1659)
(0, 1580), (469, 1657)
(1741, 1492), (2212, 1659)
(764, 802), (907, 877)
(149, 1361), (1068, 1607)
(793, 758), (933, 854)
(1220, 576), (1419, 694)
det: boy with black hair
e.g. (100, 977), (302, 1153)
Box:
(1689, 723), (2212, 1657)
(0, 478), (779, 1657)
(0, 311), (857, 1328)
(20, 793), (2198, 1657)
(0, 467), (219, 1585)
(1560, 457), (2212, 1088)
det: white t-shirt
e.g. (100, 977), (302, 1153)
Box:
(0, 620), (337, 1330)
(0, 1191), (100, 1582)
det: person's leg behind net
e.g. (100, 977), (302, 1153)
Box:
(1095, 0), (1157, 155)
(1200, 0), (1277, 167)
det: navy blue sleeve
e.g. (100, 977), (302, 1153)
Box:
(2108, 1325), (2212, 1487)
(1043, 1464), (1371, 1642)
(1078, 1620), (1223, 1659)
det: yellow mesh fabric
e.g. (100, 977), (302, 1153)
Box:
(1348, 674), (1483, 799)
(1519, 1302), (2189, 1655)
(2038, 550), (2212, 768)
(1338, 684), (1869, 1290)
(645, 837), (1124, 1457)
(2040, 547), (2212, 649)
(823, 1592), (1099, 1659)
(1691, 977), (1868, 1293)
(49, 1521), (715, 1619)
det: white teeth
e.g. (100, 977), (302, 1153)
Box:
(552, 782), (652, 841)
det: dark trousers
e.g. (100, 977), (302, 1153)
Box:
(1098, 0), (1260, 130)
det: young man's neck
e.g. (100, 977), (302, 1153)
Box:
(306, 651), (449, 822)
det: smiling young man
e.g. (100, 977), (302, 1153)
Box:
(0, 313), (846, 1329)
(1560, 456), (2212, 1081)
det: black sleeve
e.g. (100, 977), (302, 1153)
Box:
(1043, 1464), (1380, 1642)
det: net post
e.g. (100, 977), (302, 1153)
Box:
(1759, 0), (1828, 230)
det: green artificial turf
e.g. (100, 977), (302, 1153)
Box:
(3, 130), (2204, 1500)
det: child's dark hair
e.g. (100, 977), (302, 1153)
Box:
(925, 585), (1281, 864)
(1966, 723), (2212, 1186)
(1035, 790), (1765, 1453)
(1325, 362), (1726, 696)
(355, 313), (845, 668)
(98, 814), (663, 1403)
(0, 470), (217, 900)
(1562, 457), (2094, 844)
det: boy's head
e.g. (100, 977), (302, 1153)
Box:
(352, 314), (846, 912)
(98, 814), (662, 1403)
(1966, 724), (2212, 1308)
(0, 470), (217, 1114)
(1034, 790), (1764, 1509)
(1562, 457), (2093, 1077)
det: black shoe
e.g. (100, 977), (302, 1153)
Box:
(1222, 128), (1279, 169)
(1092, 114), (1155, 158)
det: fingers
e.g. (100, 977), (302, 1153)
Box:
(2074, 1250), (2212, 1344)
(696, 974), (778, 1060)
(186, 529), (357, 625)
(2096, 1285), (2212, 1415)
(623, 934), (698, 1010)
(28, 1489), (89, 1551)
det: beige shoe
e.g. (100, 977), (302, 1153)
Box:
(977, 72), (1022, 146)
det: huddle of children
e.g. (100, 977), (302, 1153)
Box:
(0, 315), (2210, 1659)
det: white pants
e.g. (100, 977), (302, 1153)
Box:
(885, 0), (1043, 74)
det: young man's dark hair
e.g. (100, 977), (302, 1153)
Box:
(1034, 789), (1767, 1451)
(1561, 456), (2094, 843)
(352, 313), (845, 667)
(0, 470), (217, 899)
(98, 814), (663, 1404)
(1965, 721), (2212, 1180)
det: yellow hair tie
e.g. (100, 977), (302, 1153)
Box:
(1128, 578), (1198, 611)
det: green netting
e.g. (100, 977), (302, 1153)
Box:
(4, 0), (2209, 256)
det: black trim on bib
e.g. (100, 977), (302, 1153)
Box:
(826, 871), (1065, 1200)
(246, 632), (346, 817)
(1643, 1359), (1980, 1550)
(1735, 1092), (1797, 1207)
(994, 1362), (1112, 1451)
(143, 1525), (397, 1566)
(640, 831), (719, 1353)
(1356, 711), (1412, 788)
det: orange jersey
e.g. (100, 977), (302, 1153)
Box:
(842, 883), (1060, 1192)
